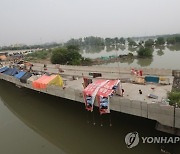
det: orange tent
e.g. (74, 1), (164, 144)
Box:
(32, 74), (63, 89)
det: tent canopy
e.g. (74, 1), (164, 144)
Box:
(0, 66), (8, 73)
(48, 75), (64, 87)
(14, 71), (26, 79)
(32, 74), (63, 89)
(3, 68), (18, 76)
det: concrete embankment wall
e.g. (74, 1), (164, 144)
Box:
(0, 73), (179, 133)
(110, 96), (177, 128)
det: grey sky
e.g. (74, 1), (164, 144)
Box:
(0, 0), (180, 45)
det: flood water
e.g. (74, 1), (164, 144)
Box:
(0, 80), (180, 154)
(81, 45), (180, 69)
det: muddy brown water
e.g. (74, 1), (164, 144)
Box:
(0, 80), (180, 154)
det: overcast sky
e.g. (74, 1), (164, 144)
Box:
(0, 0), (180, 46)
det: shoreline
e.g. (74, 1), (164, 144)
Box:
(0, 64), (180, 135)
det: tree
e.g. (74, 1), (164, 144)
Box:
(145, 39), (154, 47)
(83, 36), (105, 46)
(175, 36), (180, 43)
(105, 38), (113, 46)
(166, 37), (176, 45)
(51, 45), (82, 65)
(156, 37), (165, 46)
(66, 38), (83, 46)
(137, 47), (153, 57)
(127, 38), (137, 47)
(119, 37), (126, 45)
(168, 91), (180, 107)
(67, 45), (80, 51)
(51, 48), (67, 64)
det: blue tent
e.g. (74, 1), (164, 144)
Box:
(0, 66), (8, 73)
(145, 76), (159, 83)
(3, 68), (19, 76)
(14, 71), (26, 79)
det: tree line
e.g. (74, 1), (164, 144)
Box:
(0, 42), (62, 51)
(66, 35), (180, 47)
(1, 34), (180, 52)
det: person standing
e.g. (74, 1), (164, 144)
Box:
(43, 64), (47, 71)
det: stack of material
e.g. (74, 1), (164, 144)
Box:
(145, 76), (159, 83)
(27, 75), (42, 84)
(134, 77), (145, 84)
(20, 72), (32, 83)
(159, 77), (170, 85)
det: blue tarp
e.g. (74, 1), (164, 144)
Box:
(3, 68), (19, 76)
(0, 66), (8, 73)
(145, 76), (159, 83)
(14, 71), (26, 79)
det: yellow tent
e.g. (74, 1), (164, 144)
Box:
(48, 75), (64, 87)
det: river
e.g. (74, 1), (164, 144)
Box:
(81, 45), (180, 69)
(0, 80), (180, 154)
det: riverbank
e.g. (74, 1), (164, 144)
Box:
(2, 79), (179, 154)
(1, 63), (180, 136)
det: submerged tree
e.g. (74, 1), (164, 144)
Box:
(137, 47), (153, 57)
(155, 37), (165, 46)
(157, 50), (164, 56)
(145, 39), (154, 47)
(119, 37), (126, 45)
(137, 57), (153, 67)
(127, 38), (137, 47)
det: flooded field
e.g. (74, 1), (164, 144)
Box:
(81, 45), (180, 69)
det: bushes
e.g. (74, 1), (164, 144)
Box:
(51, 45), (91, 65)
(168, 91), (180, 107)
(145, 39), (154, 47)
(25, 50), (50, 60)
(137, 47), (153, 57)
(167, 36), (180, 45)
(156, 37), (165, 46)
(51, 48), (67, 64)
(81, 58), (92, 66)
